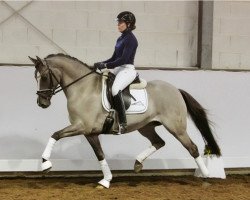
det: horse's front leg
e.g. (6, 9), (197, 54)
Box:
(86, 134), (112, 189)
(41, 123), (84, 172)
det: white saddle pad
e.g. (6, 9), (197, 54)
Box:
(101, 79), (148, 114)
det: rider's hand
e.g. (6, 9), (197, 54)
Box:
(94, 62), (107, 70)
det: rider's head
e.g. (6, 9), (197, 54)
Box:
(116, 11), (136, 33)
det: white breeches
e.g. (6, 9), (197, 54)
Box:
(111, 64), (137, 96)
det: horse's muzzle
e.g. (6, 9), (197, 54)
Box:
(37, 96), (51, 109)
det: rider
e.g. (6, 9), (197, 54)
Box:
(94, 11), (138, 134)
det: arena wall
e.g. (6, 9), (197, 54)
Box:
(0, 1), (198, 68)
(213, 1), (250, 70)
(0, 66), (249, 171)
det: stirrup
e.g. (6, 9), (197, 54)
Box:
(115, 123), (127, 135)
(120, 123), (127, 134)
(112, 119), (127, 135)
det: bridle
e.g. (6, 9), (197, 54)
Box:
(36, 59), (101, 100)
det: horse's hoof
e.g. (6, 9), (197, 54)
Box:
(98, 179), (110, 189)
(96, 185), (105, 189)
(134, 160), (143, 173)
(41, 160), (52, 172)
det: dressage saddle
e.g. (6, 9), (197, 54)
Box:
(106, 72), (140, 110)
(102, 71), (144, 134)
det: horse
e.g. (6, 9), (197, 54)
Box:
(28, 54), (221, 188)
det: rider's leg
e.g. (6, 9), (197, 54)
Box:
(112, 66), (123, 75)
(113, 90), (127, 132)
(112, 66), (137, 133)
(111, 66), (137, 96)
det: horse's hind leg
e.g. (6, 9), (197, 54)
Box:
(162, 119), (209, 177)
(135, 122), (165, 173)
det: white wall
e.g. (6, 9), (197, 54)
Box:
(0, 66), (249, 171)
(0, 1), (198, 68)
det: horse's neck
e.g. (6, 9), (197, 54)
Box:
(54, 59), (101, 98)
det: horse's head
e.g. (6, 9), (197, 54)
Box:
(29, 56), (61, 109)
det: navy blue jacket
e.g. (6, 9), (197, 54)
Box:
(102, 29), (138, 69)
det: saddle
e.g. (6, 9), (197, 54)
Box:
(106, 72), (141, 110)
(101, 70), (147, 134)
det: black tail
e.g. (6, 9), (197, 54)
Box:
(179, 89), (221, 156)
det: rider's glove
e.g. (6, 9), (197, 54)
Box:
(94, 62), (107, 70)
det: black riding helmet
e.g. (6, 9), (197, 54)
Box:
(116, 11), (136, 31)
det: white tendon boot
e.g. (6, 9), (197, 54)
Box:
(136, 146), (157, 163)
(195, 155), (226, 179)
(98, 159), (112, 188)
(41, 138), (56, 171)
(194, 156), (210, 177)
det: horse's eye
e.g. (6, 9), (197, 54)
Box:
(41, 76), (47, 81)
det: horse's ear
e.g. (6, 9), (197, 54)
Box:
(28, 56), (37, 65)
(36, 56), (44, 65)
(36, 56), (46, 66)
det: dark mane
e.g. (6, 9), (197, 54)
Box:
(45, 53), (91, 69)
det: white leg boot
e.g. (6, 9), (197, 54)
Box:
(41, 138), (56, 171)
(98, 159), (112, 188)
(136, 146), (157, 163)
(195, 156), (209, 177)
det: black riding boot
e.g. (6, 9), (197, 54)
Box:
(113, 90), (127, 134)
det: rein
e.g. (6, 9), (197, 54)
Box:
(36, 59), (103, 98)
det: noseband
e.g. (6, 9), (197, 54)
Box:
(36, 59), (99, 99)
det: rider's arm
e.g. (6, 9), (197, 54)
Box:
(105, 36), (137, 69)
